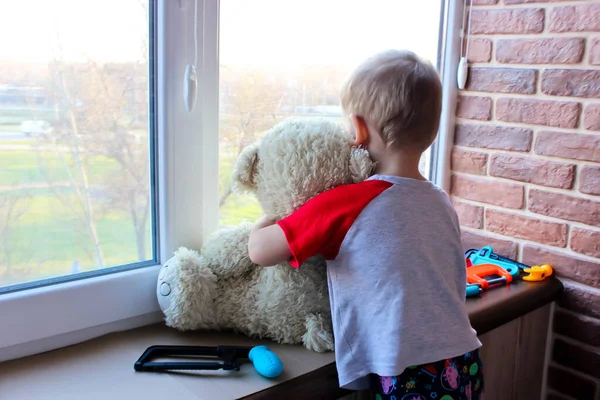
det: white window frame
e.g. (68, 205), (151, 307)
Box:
(435, 0), (462, 193)
(0, 0), (461, 362)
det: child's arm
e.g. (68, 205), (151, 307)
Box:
(248, 181), (391, 268)
(248, 188), (340, 268)
(248, 216), (292, 266)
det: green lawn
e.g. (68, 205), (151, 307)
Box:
(218, 153), (262, 226)
(0, 144), (260, 287)
(220, 192), (262, 226)
(0, 149), (120, 187)
(0, 185), (153, 286)
(0, 145), (152, 287)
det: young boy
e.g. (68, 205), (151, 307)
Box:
(248, 50), (483, 399)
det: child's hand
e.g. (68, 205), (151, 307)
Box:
(251, 215), (276, 233)
(248, 215), (292, 266)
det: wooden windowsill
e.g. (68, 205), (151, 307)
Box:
(0, 277), (562, 400)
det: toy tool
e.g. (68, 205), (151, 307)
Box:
(466, 258), (474, 268)
(465, 246), (529, 277)
(523, 265), (553, 282)
(134, 345), (283, 379)
(466, 263), (513, 290)
(466, 284), (482, 298)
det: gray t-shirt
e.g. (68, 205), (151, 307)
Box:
(278, 174), (482, 390)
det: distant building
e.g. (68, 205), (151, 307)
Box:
(0, 85), (51, 109)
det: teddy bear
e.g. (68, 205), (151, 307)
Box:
(156, 117), (374, 352)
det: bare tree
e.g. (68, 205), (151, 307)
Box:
(103, 128), (151, 261)
(218, 67), (285, 206)
(2, 1), (152, 281)
(33, 53), (152, 266)
(36, 0), (151, 264)
(38, 59), (107, 268)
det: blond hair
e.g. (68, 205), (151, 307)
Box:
(340, 50), (443, 151)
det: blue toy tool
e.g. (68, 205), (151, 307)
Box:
(134, 344), (283, 379)
(465, 246), (528, 278)
(466, 284), (482, 298)
(249, 345), (284, 378)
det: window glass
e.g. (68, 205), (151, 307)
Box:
(0, 0), (155, 289)
(219, 0), (443, 226)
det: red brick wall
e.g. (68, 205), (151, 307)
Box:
(450, 1), (600, 399)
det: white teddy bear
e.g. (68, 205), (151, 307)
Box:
(157, 117), (374, 352)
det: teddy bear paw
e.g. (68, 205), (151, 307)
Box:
(157, 256), (176, 316)
(156, 247), (220, 331)
(302, 313), (334, 353)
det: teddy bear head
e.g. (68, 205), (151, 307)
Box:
(231, 117), (375, 220)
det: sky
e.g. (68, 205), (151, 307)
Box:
(0, 0), (148, 64)
(220, 0), (443, 67)
(0, 0), (442, 68)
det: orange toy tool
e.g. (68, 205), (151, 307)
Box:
(467, 263), (513, 290)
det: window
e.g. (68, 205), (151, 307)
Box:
(218, 0), (444, 226)
(1, 0), (458, 361)
(0, 0), (156, 290)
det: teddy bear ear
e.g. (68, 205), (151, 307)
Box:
(232, 144), (259, 194)
(349, 147), (375, 183)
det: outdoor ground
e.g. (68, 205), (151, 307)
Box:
(0, 118), (262, 286)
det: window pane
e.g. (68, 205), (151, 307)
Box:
(219, 0), (443, 226)
(0, 1), (155, 289)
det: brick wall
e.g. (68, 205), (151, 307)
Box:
(450, 1), (600, 399)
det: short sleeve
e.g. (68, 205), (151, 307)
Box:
(276, 180), (393, 268)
